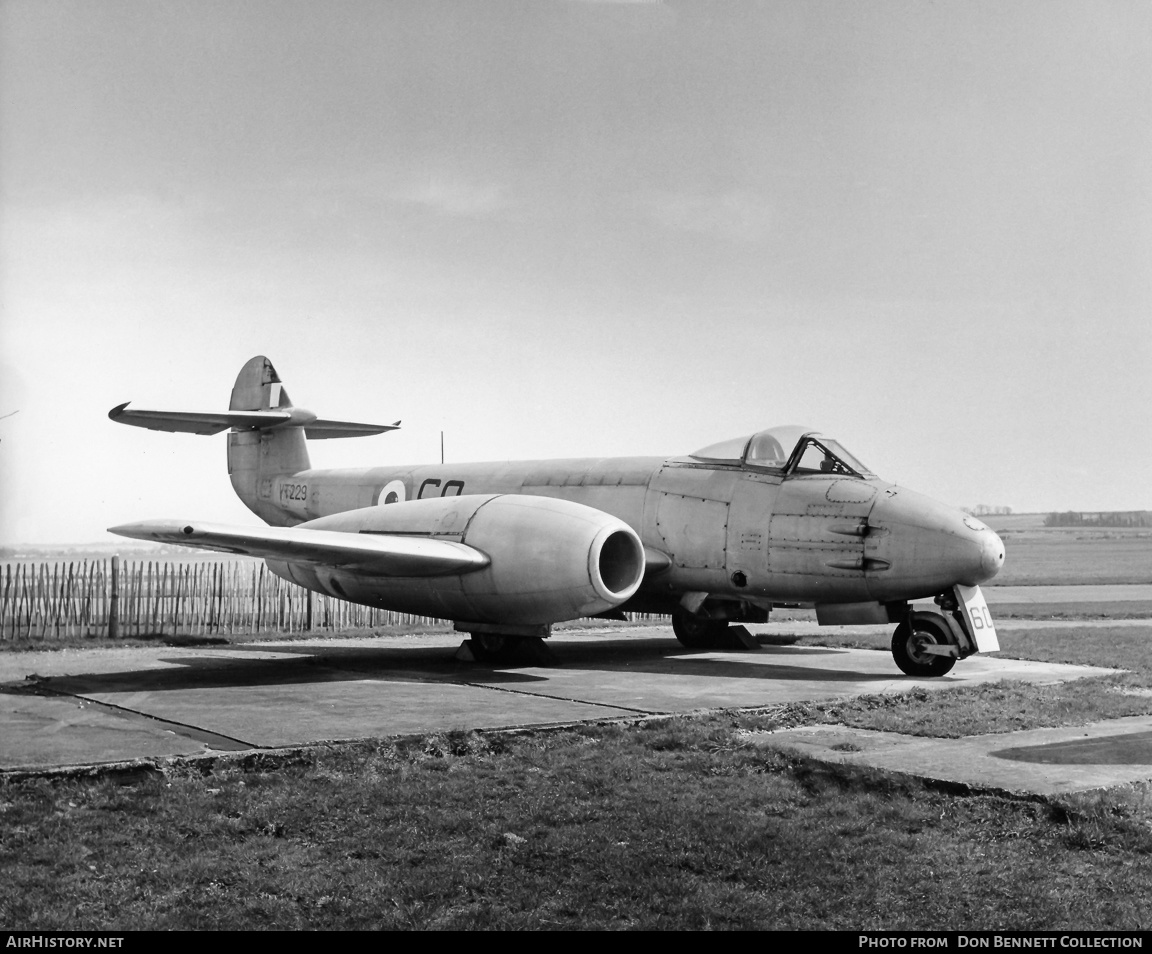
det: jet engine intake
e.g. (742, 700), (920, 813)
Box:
(269, 494), (646, 627)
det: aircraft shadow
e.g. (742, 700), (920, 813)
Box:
(1, 636), (911, 698)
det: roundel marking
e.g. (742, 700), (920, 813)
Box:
(376, 479), (406, 506)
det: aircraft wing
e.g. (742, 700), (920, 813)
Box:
(107, 519), (490, 578)
(108, 403), (399, 438)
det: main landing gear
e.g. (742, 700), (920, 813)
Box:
(670, 606), (761, 650)
(671, 608), (730, 649)
(469, 632), (511, 661)
(457, 631), (558, 666)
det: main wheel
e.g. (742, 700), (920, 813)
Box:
(891, 615), (957, 677)
(470, 633), (510, 661)
(672, 608), (729, 649)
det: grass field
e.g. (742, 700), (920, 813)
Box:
(991, 527), (1152, 586)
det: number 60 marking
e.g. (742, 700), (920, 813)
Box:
(969, 605), (993, 629)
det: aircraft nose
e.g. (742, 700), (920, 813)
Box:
(976, 526), (1005, 583)
(866, 488), (1006, 600)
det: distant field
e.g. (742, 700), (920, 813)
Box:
(990, 527), (1152, 586)
(980, 513), (1051, 532)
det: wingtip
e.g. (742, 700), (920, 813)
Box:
(107, 519), (189, 540)
(108, 402), (131, 420)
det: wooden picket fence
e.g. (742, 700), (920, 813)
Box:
(0, 559), (442, 641)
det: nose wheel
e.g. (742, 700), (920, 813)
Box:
(891, 615), (956, 677)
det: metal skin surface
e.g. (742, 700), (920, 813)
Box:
(282, 494), (647, 626)
(261, 457), (1002, 609)
(109, 356), (1006, 670)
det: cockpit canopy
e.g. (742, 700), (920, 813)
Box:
(689, 425), (874, 477)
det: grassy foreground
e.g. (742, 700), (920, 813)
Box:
(3, 624), (1152, 930)
(2, 719), (1151, 931)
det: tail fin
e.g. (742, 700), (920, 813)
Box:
(109, 355), (399, 525)
(226, 356), (309, 522)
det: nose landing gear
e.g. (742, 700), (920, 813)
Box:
(891, 612), (958, 678)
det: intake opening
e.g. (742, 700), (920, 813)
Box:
(596, 529), (645, 596)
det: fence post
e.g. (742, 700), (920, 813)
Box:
(108, 556), (120, 639)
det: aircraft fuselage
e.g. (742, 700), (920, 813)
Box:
(254, 453), (1002, 617)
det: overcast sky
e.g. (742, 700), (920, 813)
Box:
(1, 0), (1149, 544)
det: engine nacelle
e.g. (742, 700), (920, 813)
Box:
(266, 494), (646, 627)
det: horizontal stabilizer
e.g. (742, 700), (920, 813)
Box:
(108, 519), (489, 578)
(304, 419), (402, 440)
(108, 403), (399, 439)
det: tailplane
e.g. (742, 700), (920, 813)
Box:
(109, 355), (398, 524)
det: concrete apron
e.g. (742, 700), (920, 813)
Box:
(0, 625), (1145, 795)
(754, 716), (1152, 797)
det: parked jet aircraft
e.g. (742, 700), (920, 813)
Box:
(109, 356), (1004, 675)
